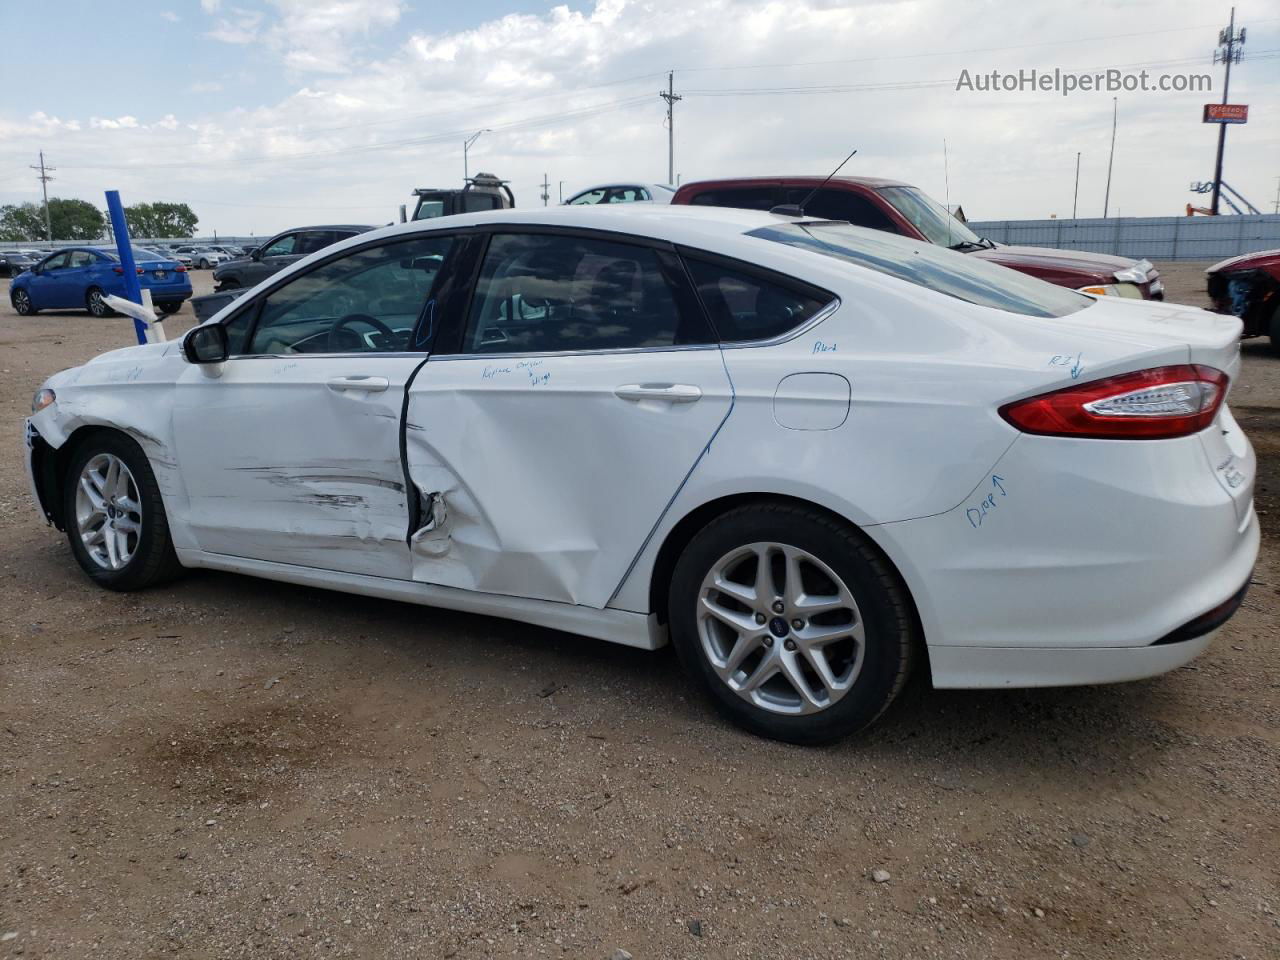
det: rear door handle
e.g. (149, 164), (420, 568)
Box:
(614, 383), (703, 404)
(326, 375), (390, 393)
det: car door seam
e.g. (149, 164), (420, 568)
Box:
(606, 344), (738, 608)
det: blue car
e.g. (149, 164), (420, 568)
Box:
(9, 246), (193, 318)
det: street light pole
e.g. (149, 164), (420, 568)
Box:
(1103, 98), (1117, 218)
(463, 129), (491, 183)
(1072, 151), (1081, 219)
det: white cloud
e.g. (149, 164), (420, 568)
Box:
(4, 0), (1276, 236)
(207, 7), (264, 44)
(89, 115), (141, 129)
(189, 81), (224, 93)
(160, 10), (180, 22)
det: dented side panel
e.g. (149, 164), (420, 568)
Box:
(404, 349), (733, 607)
(171, 356), (423, 579)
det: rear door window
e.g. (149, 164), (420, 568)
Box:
(461, 232), (713, 354)
(683, 256), (832, 343)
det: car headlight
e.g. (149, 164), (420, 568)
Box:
(1113, 259), (1153, 284)
(32, 388), (56, 414)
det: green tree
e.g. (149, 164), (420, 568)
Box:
(124, 201), (199, 239)
(48, 198), (105, 240)
(0, 202), (48, 242)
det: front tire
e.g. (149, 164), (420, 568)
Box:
(157, 301), (182, 315)
(669, 503), (916, 744)
(12, 288), (35, 315)
(86, 287), (114, 317)
(63, 432), (183, 590)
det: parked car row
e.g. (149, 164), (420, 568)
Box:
(24, 204), (1257, 743)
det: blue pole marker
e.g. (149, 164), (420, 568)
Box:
(104, 190), (148, 344)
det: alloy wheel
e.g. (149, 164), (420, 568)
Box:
(13, 289), (32, 315)
(74, 453), (142, 570)
(88, 289), (109, 317)
(696, 542), (866, 716)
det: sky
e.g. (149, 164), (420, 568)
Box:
(0, 0), (1277, 237)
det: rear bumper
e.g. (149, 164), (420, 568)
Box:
(930, 629), (1218, 689)
(866, 430), (1260, 689)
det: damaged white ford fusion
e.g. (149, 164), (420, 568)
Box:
(25, 205), (1258, 743)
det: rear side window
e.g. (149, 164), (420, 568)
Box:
(684, 257), (831, 343)
(750, 222), (1090, 318)
(462, 233), (714, 354)
(785, 189), (899, 232)
(686, 187), (777, 211)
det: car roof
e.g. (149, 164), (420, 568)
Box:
(676, 175), (913, 191)
(276, 224), (375, 232)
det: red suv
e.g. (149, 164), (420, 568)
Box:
(671, 177), (1164, 300)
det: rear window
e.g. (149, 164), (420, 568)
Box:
(749, 222), (1091, 319)
(685, 256), (831, 343)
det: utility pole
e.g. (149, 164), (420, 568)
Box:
(1211, 8), (1246, 216)
(1072, 151), (1081, 219)
(29, 151), (55, 241)
(659, 71), (682, 185)
(1103, 98), (1117, 217)
(1273, 176), (1280, 215)
(541, 173), (550, 207)
(558, 180), (565, 204)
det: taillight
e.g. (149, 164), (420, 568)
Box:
(112, 266), (123, 274)
(175, 264), (187, 272)
(999, 365), (1227, 440)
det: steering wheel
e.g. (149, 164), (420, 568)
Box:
(327, 313), (394, 352)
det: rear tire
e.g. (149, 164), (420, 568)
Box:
(63, 432), (183, 591)
(669, 503), (916, 744)
(86, 287), (114, 317)
(157, 301), (182, 315)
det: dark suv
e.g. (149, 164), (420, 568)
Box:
(213, 225), (374, 292)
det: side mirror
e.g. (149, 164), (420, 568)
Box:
(250, 248), (263, 261)
(183, 324), (229, 364)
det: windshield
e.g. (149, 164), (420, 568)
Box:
(749, 221), (1090, 318)
(878, 186), (983, 248)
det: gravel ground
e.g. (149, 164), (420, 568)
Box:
(1, 264), (1277, 960)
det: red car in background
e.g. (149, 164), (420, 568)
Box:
(1206, 249), (1280, 354)
(671, 176), (1164, 300)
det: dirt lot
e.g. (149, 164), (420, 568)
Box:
(1, 263), (1277, 960)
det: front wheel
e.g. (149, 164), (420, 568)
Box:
(156, 301), (182, 315)
(63, 432), (183, 590)
(669, 503), (917, 744)
(12, 288), (35, 315)
(86, 287), (114, 317)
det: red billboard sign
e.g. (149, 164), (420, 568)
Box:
(1203, 104), (1249, 124)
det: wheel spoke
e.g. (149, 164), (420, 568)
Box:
(781, 547), (807, 609)
(82, 525), (106, 546)
(796, 619), (862, 648)
(79, 476), (105, 509)
(720, 633), (763, 678)
(752, 545), (778, 604)
(793, 593), (847, 615)
(113, 529), (132, 567)
(116, 496), (140, 515)
(700, 596), (758, 634)
(104, 459), (120, 499)
(735, 652), (778, 694)
(103, 526), (119, 567)
(801, 644), (844, 694)
(711, 574), (756, 608)
(779, 651), (824, 711)
(114, 516), (140, 534)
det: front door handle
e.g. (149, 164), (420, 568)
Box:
(614, 383), (703, 404)
(326, 375), (390, 393)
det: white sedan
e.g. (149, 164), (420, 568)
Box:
(564, 182), (675, 205)
(24, 205), (1258, 743)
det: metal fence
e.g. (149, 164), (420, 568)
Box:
(965, 215), (1280, 262)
